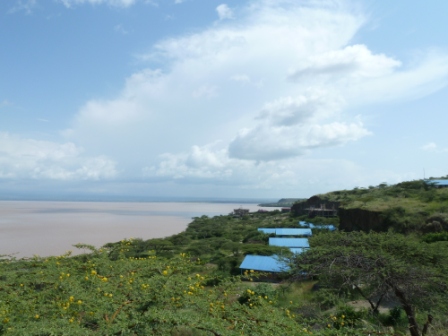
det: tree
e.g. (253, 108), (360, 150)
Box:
(292, 232), (448, 336)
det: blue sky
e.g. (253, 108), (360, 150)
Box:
(1, 0), (448, 200)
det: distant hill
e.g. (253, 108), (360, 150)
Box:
(291, 178), (448, 234)
(258, 198), (305, 207)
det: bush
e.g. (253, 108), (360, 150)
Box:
(378, 307), (404, 327)
(0, 244), (307, 335)
(331, 305), (367, 329)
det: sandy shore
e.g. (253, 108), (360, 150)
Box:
(0, 201), (267, 258)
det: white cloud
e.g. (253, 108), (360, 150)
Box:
(0, 133), (117, 180)
(421, 142), (437, 152)
(345, 52), (448, 106)
(257, 92), (343, 126)
(225, 90), (371, 161)
(144, 143), (378, 194)
(145, 144), (233, 180)
(228, 120), (370, 161)
(61, 0), (448, 190)
(216, 4), (234, 20)
(289, 44), (401, 80)
(8, 0), (36, 14)
(421, 142), (448, 153)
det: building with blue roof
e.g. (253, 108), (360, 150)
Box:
(298, 221), (336, 231)
(276, 228), (312, 236)
(239, 255), (290, 273)
(257, 228), (277, 234)
(425, 179), (448, 188)
(258, 228), (312, 236)
(269, 237), (310, 248)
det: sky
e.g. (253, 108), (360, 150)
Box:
(1, 0), (448, 200)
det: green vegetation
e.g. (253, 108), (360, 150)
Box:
(0, 245), (306, 335)
(2, 178), (448, 335)
(307, 179), (448, 233)
(258, 198), (305, 207)
(319, 180), (448, 209)
(293, 232), (448, 336)
(0, 242), (399, 336)
(105, 212), (300, 275)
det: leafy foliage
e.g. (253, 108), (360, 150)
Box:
(0, 243), (309, 335)
(300, 179), (448, 233)
(293, 232), (448, 336)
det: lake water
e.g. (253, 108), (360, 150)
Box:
(0, 201), (276, 258)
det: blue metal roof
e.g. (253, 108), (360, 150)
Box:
(269, 237), (310, 248)
(258, 228), (277, 234)
(313, 224), (336, 231)
(425, 179), (448, 186)
(239, 255), (290, 273)
(298, 221), (337, 231)
(276, 228), (312, 236)
(258, 228), (312, 236)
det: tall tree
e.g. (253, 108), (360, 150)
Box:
(292, 232), (448, 336)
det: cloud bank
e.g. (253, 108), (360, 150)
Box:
(4, 0), (448, 196)
(0, 133), (117, 180)
(216, 4), (234, 20)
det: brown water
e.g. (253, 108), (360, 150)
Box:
(0, 201), (272, 258)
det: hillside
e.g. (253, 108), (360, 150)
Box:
(2, 179), (448, 335)
(258, 198), (306, 207)
(292, 179), (448, 233)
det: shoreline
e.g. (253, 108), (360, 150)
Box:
(0, 201), (273, 258)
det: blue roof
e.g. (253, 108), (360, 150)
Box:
(239, 255), (290, 273)
(425, 179), (448, 186)
(298, 221), (337, 231)
(276, 228), (312, 236)
(258, 228), (277, 234)
(258, 228), (312, 236)
(269, 237), (310, 248)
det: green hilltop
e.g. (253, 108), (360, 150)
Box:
(258, 198), (306, 207)
(292, 179), (448, 234)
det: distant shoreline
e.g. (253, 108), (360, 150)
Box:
(0, 201), (279, 258)
(0, 196), (278, 204)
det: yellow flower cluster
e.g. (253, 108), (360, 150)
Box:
(1, 309), (10, 324)
(328, 314), (346, 328)
(284, 308), (296, 319)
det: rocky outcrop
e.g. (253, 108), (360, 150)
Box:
(338, 208), (386, 232)
(291, 196), (339, 217)
(293, 195), (434, 233)
(292, 196), (388, 231)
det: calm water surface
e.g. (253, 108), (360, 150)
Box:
(0, 201), (274, 258)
